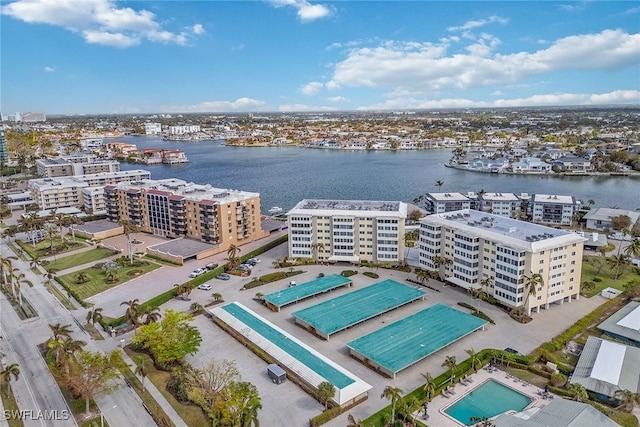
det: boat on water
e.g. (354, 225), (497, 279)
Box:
(268, 206), (284, 216)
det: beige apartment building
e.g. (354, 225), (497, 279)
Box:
(29, 169), (151, 211)
(104, 178), (268, 251)
(36, 155), (120, 178)
(286, 199), (407, 264)
(419, 209), (585, 315)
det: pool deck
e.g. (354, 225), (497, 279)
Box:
(421, 367), (554, 426)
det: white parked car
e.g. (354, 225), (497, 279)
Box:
(197, 284), (212, 291)
(190, 268), (207, 278)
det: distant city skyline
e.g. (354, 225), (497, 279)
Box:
(1, 0), (639, 115)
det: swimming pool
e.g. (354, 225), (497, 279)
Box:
(444, 379), (533, 425)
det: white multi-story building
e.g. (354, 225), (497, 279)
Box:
(423, 192), (472, 214)
(145, 123), (162, 135)
(477, 192), (523, 217)
(29, 169), (151, 211)
(36, 155), (120, 178)
(168, 125), (200, 135)
(287, 199), (407, 264)
(418, 209), (585, 314)
(531, 194), (579, 226)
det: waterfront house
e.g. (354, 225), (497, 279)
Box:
(582, 208), (640, 232)
(552, 156), (593, 172)
(510, 157), (552, 172)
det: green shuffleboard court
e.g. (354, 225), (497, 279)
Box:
(347, 303), (487, 375)
(263, 274), (352, 309)
(292, 279), (426, 337)
(220, 302), (355, 388)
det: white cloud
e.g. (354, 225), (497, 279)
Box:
(278, 103), (337, 112)
(558, 4), (584, 12)
(327, 96), (348, 103)
(447, 15), (508, 32)
(622, 6), (639, 15)
(161, 97), (269, 113)
(326, 29), (640, 94)
(43, 66), (55, 72)
(356, 90), (640, 110)
(266, 0), (333, 22)
(1, 0), (203, 47)
(299, 82), (323, 96)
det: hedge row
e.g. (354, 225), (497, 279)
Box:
(457, 302), (495, 324)
(54, 276), (90, 308)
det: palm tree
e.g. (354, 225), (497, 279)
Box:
(49, 323), (73, 341)
(211, 292), (222, 302)
(0, 255), (17, 286)
(190, 302), (204, 314)
(567, 383), (588, 402)
(317, 381), (336, 410)
(581, 281), (596, 296)
(435, 180), (444, 190)
(119, 219), (139, 264)
(173, 283), (192, 301)
(1, 363), (20, 398)
(607, 254), (630, 281)
(442, 355), (457, 384)
(227, 244), (241, 267)
(624, 239), (640, 258)
(381, 385), (403, 424)
(42, 270), (56, 286)
(105, 266), (118, 283)
(310, 242), (325, 263)
(272, 259), (281, 269)
(479, 277), (493, 300)
(346, 413), (364, 427)
(74, 272), (89, 284)
(120, 299), (141, 327)
(614, 389), (640, 412)
(29, 255), (42, 271)
(142, 307), (162, 324)
(522, 272), (543, 315)
(416, 269), (430, 287)
(421, 372), (436, 401)
(85, 307), (103, 326)
(466, 348), (480, 372)
(134, 355), (151, 392)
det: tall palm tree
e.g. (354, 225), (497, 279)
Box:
(120, 299), (141, 327)
(49, 323), (73, 341)
(85, 307), (103, 326)
(0, 255), (17, 286)
(227, 244), (241, 267)
(466, 348), (480, 372)
(1, 363), (20, 398)
(624, 239), (640, 258)
(119, 219), (139, 264)
(381, 385), (403, 424)
(442, 355), (457, 384)
(29, 255), (42, 271)
(142, 307), (162, 324)
(42, 270), (56, 286)
(310, 242), (325, 262)
(173, 283), (192, 301)
(479, 277), (493, 300)
(134, 355), (151, 392)
(421, 372), (436, 401)
(212, 292), (222, 301)
(567, 383), (588, 402)
(435, 180), (444, 190)
(522, 272), (543, 315)
(614, 389), (640, 412)
(607, 254), (630, 281)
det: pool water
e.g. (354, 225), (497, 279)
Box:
(444, 379), (533, 425)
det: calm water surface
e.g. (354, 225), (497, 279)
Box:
(117, 136), (640, 214)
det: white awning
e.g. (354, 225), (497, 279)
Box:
(617, 305), (640, 331)
(328, 255), (359, 262)
(591, 340), (626, 385)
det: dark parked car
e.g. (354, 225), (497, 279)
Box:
(215, 273), (231, 280)
(504, 347), (522, 356)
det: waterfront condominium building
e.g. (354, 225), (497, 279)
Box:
(286, 199), (407, 264)
(36, 155), (120, 178)
(29, 169), (151, 211)
(531, 194), (579, 226)
(476, 192), (523, 218)
(103, 178), (268, 250)
(145, 123), (162, 135)
(423, 192), (472, 214)
(418, 209), (585, 315)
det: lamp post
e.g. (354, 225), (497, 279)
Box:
(100, 405), (117, 427)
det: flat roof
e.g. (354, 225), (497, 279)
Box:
(292, 280), (425, 337)
(263, 274), (352, 309)
(532, 194), (575, 204)
(210, 302), (372, 405)
(598, 301), (640, 343)
(347, 304), (487, 375)
(427, 192), (470, 201)
(147, 237), (217, 259)
(288, 199), (407, 218)
(422, 209), (585, 252)
(479, 192), (519, 201)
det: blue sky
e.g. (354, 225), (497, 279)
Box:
(1, 0), (639, 114)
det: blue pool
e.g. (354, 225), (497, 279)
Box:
(444, 379), (533, 425)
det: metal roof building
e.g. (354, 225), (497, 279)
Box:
(493, 399), (620, 427)
(570, 336), (640, 398)
(598, 301), (640, 346)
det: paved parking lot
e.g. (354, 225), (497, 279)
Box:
(153, 243), (606, 427)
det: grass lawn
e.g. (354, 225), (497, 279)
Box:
(45, 248), (116, 272)
(124, 347), (208, 427)
(582, 255), (640, 297)
(1, 385), (22, 427)
(17, 237), (87, 259)
(45, 282), (77, 310)
(57, 259), (161, 301)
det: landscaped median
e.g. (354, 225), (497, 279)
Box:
(44, 248), (116, 272)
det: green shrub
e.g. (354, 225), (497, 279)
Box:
(260, 272), (287, 282)
(309, 406), (344, 426)
(550, 372), (567, 387)
(166, 365), (196, 402)
(363, 272), (379, 279)
(593, 276), (603, 282)
(341, 270), (357, 277)
(609, 411), (639, 427)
